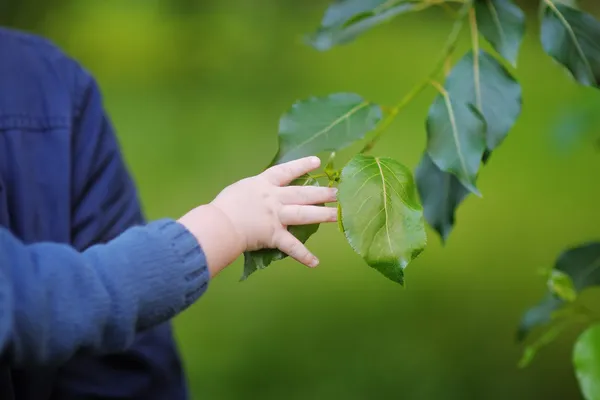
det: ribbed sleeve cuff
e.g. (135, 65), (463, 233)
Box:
(103, 218), (210, 331)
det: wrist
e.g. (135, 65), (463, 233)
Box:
(178, 204), (245, 277)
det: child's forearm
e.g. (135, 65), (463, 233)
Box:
(0, 219), (208, 367)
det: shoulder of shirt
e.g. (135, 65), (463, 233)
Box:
(0, 27), (95, 128)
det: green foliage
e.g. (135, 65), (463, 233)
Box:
(541, 2), (600, 87)
(444, 50), (522, 152)
(244, 1), (600, 395)
(474, 0), (526, 67)
(274, 93), (383, 164)
(518, 242), (600, 341)
(337, 155), (427, 285)
(426, 84), (487, 196)
(307, 0), (417, 51)
(574, 324), (600, 400)
(415, 153), (469, 242)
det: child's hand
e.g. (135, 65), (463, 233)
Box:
(178, 156), (338, 277)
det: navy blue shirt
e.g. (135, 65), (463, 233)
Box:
(0, 27), (188, 399)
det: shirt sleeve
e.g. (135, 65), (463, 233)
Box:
(53, 64), (193, 399)
(0, 219), (208, 368)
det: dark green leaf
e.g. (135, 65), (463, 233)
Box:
(445, 50), (522, 151)
(415, 152), (470, 243)
(574, 324), (600, 400)
(558, 242), (600, 290)
(338, 154), (427, 285)
(517, 293), (564, 341)
(319, 0), (388, 28)
(474, 0), (526, 67)
(426, 89), (487, 196)
(241, 176), (321, 280)
(307, 1), (416, 51)
(275, 93), (382, 164)
(517, 242), (600, 341)
(541, 2), (600, 87)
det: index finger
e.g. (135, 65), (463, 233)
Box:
(262, 156), (321, 186)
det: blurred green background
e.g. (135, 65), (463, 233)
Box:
(3, 1), (600, 398)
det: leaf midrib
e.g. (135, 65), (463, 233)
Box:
(545, 1), (595, 83)
(486, 0), (507, 52)
(375, 157), (394, 254)
(576, 253), (600, 288)
(439, 91), (471, 181)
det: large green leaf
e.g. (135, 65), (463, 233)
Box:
(474, 0), (526, 67)
(415, 153), (470, 243)
(307, 1), (416, 51)
(517, 242), (600, 341)
(241, 176), (322, 280)
(574, 324), (600, 400)
(338, 154), (427, 285)
(275, 93), (382, 164)
(426, 90), (487, 196)
(541, 2), (600, 88)
(445, 50), (522, 151)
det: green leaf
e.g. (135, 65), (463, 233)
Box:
(548, 270), (577, 302)
(241, 176), (321, 280)
(474, 0), (526, 67)
(307, 1), (417, 51)
(319, 0), (388, 28)
(517, 293), (564, 341)
(426, 88), (487, 196)
(275, 93), (382, 164)
(338, 154), (427, 285)
(517, 242), (600, 341)
(415, 153), (470, 243)
(541, 2), (600, 88)
(445, 50), (522, 151)
(574, 324), (600, 400)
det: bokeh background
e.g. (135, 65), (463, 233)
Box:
(3, 0), (600, 398)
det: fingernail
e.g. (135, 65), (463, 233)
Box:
(310, 257), (319, 267)
(310, 156), (320, 166)
(332, 188), (338, 198)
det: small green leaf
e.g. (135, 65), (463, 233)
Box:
(307, 1), (417, 51)
(445, 50), (522, 151)
(426, 89), (487, 196)
(574, 324), (600, 400)
(541, 2), (600, 88)
(474, 0), (526, 67)
(548, 270), (577, 302)
(338, 155), (427, 285)
(415, 152), (470, 243)
(517, 242), (600, 340)
(275, 93), (382, 164)
(241, 176), (321, 280)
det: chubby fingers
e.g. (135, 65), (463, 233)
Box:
(262, 156), (321, 186)
(279, 205), (337, 226)
(275, 231), (319, 267)
(278, 185), (337, 205)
